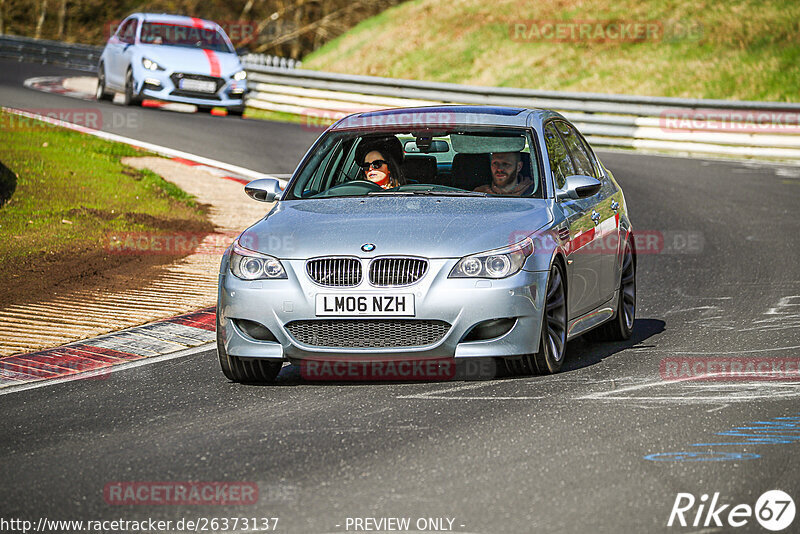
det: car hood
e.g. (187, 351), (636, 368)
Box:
(239, 197), (554, 259)
(138, 45), (241, 75)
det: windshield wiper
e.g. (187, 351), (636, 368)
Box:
(366, 190), (489, 197)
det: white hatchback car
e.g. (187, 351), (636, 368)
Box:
(96, 13), (248, 115)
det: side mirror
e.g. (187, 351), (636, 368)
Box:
(244, 178), (282, 202)
(556, 174), (602, 201)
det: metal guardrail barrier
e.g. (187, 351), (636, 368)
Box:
(240, 53), (300, 70)
(242, 65), (800, 160)
(4, 34), (800, 160)
(0, 34), (102, 71)
(0, 34), (300, 72)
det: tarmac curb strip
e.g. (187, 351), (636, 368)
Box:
(0, 308), (215, 387)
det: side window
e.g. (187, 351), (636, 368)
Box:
(555, 121), (595, 179)
(543, 122), (574, 190)
(577, 133), (606, 181)
(119, 19), (137, 44)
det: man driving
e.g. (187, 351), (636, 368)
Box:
(474, 152), (534, 196)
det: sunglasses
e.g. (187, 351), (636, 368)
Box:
(359, 159), (388, 170)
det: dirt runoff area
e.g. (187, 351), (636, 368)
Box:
(0, 157), (269, 356)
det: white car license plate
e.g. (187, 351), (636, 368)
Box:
(179, 79), (217, 93)
(315, 294), (415, 316)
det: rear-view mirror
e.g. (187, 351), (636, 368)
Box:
(404, 140), (449, 153)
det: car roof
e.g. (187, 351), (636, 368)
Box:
(330, 105), (564, 131)
(130, 13), (220, 29)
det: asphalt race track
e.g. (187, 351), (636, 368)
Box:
(2, 59), (800, 533)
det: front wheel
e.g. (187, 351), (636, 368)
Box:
(122, 69), (141, 106)
(506, 261), (568, 375)
(227, 106), (245, 117)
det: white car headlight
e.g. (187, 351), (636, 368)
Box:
(232, 70), (247, 81)
(229, 241), (286, 280)
(141, 57), (165, 71)
(449, 237), (534, 279)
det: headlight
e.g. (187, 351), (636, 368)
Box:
(141, 57), (164, 71)
(232, 70), (247, 81)
(449, 237), (534, 279)
(229, 241), (286, 280)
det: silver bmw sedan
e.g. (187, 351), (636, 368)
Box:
(216, 106), (636, 382)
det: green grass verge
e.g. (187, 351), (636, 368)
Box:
(303, 0), (800, 102)
(0, 110), (212, 276)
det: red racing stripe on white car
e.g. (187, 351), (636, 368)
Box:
(189, 18), (222, 77)
(202, 49), (221, 77)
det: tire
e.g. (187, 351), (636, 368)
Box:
(505, 261), (568, 375)
(96, 64), (113, 102)
(216, 312), (282, 383)
(586, 240), (636, 341)
(227, 106), (245, 117)
(196, 105), (214, 113)
(122, 69), (141, 106)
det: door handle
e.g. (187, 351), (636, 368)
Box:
(591, 210), (601, 224)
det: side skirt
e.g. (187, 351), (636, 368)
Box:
(566, 289), (619, 341)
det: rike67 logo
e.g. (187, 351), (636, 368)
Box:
(668, 490), (795, 531)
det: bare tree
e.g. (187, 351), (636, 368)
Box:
(35, 0), (48, 39)
(57, 0), (66, 40)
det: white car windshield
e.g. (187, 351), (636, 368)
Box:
(140, 22), (232, 53)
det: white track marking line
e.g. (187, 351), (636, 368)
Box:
(579, 372), (800, 401)
(1, 105), (287, 186)
(0, 343), (214, 396)
(396, 381), (500, 399)
(397, 380), (543, 400)
(638, 344), (800, 355)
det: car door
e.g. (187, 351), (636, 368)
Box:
(104, 19), (130, 88)
(117, 18), (139, 83)
(543, 121), (598, 319)
(577, 133), (622, 304)
(554, 119), (616, 314)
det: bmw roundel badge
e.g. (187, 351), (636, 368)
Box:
(361, 243), (376, 252)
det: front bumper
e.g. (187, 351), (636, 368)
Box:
(134, 65), (247, 107)
(218, 258), (549, 361)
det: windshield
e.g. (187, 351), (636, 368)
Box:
(140, 22), (233, 53)
(284, 128), (543, 200)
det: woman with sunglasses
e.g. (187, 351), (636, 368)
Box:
(355, 137), (407, 189)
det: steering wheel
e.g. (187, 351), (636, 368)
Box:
(317, 180), (384, 197)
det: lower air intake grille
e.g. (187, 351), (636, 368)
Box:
(285, 320), (450, 348)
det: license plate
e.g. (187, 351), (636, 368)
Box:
(179, 79), (217, 93)
(315, 294), (415, 316)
